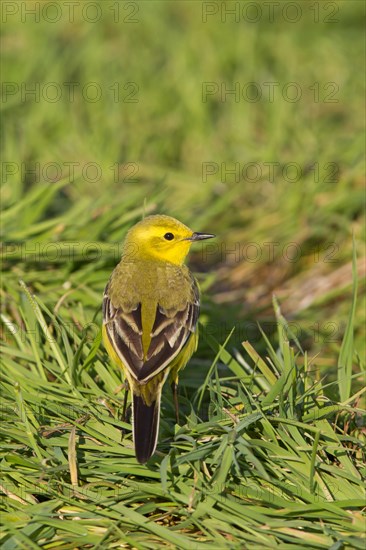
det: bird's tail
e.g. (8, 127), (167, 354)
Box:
(132, 391), (161, 464)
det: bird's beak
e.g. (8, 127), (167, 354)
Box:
(187, 232), (216, 241)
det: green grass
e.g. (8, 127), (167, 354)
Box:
(1, 1), (365, 548)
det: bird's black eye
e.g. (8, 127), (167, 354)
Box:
(164, 232), (174, 241)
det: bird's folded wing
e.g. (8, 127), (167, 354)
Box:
(103, 280), (199, 384)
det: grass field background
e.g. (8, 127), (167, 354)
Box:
(1, 1), (365, 548)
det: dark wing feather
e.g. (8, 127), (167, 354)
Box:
(103, 278), (200, 384)
(103, 288), (144, 378)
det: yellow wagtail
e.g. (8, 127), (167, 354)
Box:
(102, 214), (215, 463)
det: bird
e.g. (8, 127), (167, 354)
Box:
(102, 214), (215, 463)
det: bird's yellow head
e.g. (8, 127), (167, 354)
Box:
(123, 215), (215, 265)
